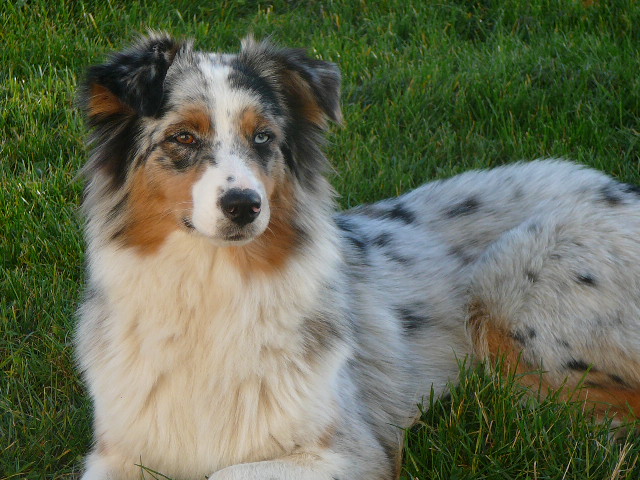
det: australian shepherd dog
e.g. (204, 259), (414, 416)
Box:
(76, 34), (640, 480)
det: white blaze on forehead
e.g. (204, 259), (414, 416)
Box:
(200, 58), (264, 143)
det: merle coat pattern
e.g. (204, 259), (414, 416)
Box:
(76, 34), (640, 480)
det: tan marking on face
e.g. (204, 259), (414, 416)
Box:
(239, 107), (260, 139)
(223, 174), (299, 275)
(123, 160), (205, 253)
(468, 300), (640, 421)
(238, 107), (276, 141)
(88, 84), (133, 117)
(176, 105), (214, 137)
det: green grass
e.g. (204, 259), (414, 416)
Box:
(2, 0), (640, 478)
(404, 362), (640, 480)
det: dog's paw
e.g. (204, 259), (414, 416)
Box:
(207, 464), (268, 480)
(208, 460), (332, 480)
(208, 464), (280, 480)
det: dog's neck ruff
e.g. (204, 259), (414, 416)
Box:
(87, 201), (341, 330)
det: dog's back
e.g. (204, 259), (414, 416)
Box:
(338, 159), (640, 452)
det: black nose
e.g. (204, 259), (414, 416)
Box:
(219, 188), (262, 226)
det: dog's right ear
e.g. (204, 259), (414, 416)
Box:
(79, 33), (184, 121)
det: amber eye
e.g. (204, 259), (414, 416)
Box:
(174, 132), (197, 145)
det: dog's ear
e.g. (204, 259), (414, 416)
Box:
(80, 33), (184, 120)
(78, 34), (185, 188)
(239, 37), (342, 128)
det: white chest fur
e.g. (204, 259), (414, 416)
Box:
(77, 231), (346, 478)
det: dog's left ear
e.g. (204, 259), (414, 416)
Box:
(240, 38), (342, 128)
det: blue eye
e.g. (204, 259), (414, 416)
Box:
(253, 132), (271, 145)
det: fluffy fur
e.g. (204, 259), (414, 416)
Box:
(76, 34), (640, 480)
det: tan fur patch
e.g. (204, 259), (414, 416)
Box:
(238, 107), (281, 142)
(122, 160), (205, 253)
(224, 176), (300, 275)
(239, 107), (262, 139)
(178, 105), (214, 136)
(575, 387), (640, 419)
(468, 300), (640, 421)
(282, 71), (327, 127)
(88, 84), (133, 118)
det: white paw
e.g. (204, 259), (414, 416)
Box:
(208, 460), (331, 480)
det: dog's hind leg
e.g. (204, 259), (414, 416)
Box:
(466, 203), (640, 422)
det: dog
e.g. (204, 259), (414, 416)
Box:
(76, 33), (640, 480)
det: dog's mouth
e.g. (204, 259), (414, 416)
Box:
(211, 232), (258, 247)
(224, 232), (250, 242)
(218, 223), (262, 244)
(183, 215), (263, 246)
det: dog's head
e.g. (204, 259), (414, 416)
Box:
(79, 33), (340, 252)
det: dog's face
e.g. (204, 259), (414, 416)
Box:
(128, 53), (285, 246)
(80, 34), (340, 251)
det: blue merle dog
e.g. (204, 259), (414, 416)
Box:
(75, 34), (640, 480)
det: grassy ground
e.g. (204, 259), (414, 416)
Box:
(3, 0), (640, 478)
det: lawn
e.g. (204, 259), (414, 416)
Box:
(2, 0), (640, 478)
